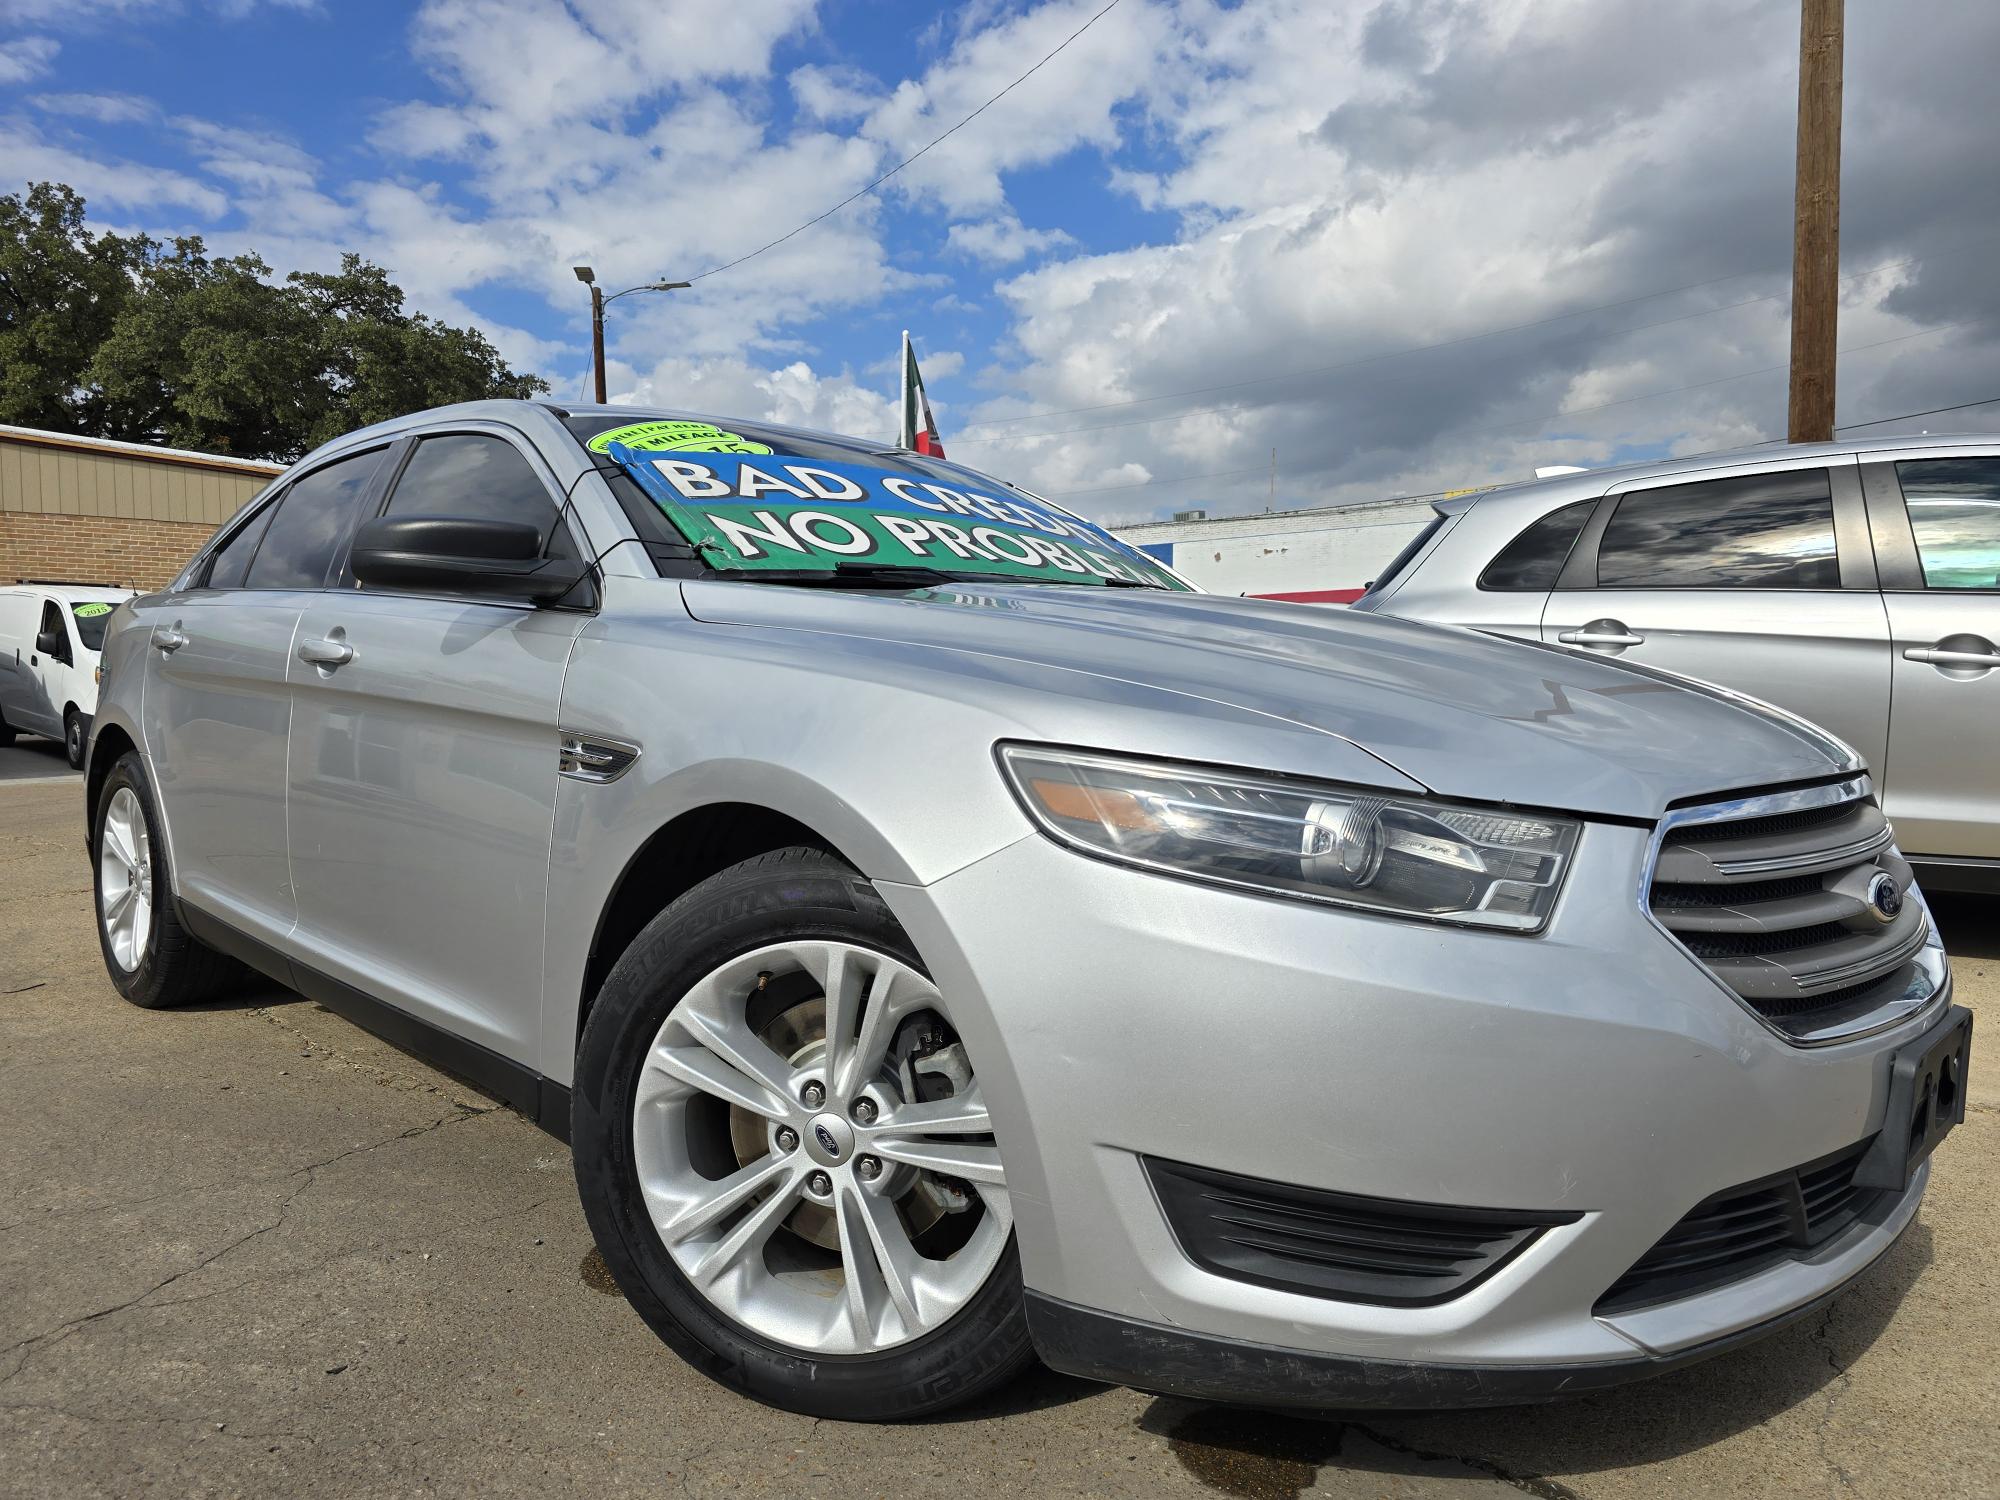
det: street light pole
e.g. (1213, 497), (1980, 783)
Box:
(573, 267), (690, 405)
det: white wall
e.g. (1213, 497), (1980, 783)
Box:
(1121, 498), (1437, 599)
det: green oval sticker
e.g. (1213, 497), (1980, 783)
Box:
(73, 602), (114, 618)
(587, 420), (772, 456)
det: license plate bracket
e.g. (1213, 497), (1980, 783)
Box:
(1854, 1004), (1972, 1191)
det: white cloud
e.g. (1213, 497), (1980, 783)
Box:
(0, 33), (57, 82)
(0, 119), (225, 214)
(0, 0), (312, 23)
(946, 215), (1073, 265)
(618, 354), (892, 440)
(30, 90), (154, 122)
(843, 0), (1186, 217)
(939, 0), (2000, 520)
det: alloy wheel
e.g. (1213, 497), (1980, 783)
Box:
(631, 941), (1010, 1355)
(98, 786), (153, 972)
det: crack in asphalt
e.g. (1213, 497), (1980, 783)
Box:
(0, 1018), (501, 1236)
(0, 1102), (498, 1391)
(248, 1001), (496, 1103)
(1809, 1304), (1857, 1492)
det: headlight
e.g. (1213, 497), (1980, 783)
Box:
(998, 746), (1580, 932)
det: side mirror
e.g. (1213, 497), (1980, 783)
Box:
(349, 516), (590, 604)
(35, 628), (63, 658)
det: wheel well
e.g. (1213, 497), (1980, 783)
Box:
(577, 803), (839, 1043)
(85, 722), (136, 834)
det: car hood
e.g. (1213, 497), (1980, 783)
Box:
(679, 580), (1857, 820)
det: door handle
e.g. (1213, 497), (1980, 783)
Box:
(1905, 646), (2000, 668)
(1558, 627), (1645, 648)
(297, 637), (355, 668)
(153, 628), (188, 654)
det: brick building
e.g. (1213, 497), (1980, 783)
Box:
(1, 424), (282, 592)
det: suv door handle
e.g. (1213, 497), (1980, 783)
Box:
(1905, 646), (2000, 668)
(1558, 622), (1645, 648)
(153, 628), (189, 654)
(297, 637), (355, 668)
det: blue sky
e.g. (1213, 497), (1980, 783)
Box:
(5, 0), (1999, 522)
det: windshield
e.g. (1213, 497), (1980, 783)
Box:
(564, 414), (1187, 591)
(70, 601), (118, 651)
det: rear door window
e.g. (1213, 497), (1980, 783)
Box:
(1479, 500), (1597, 590)
(203, 502), (278, 589)
(1895, 457), (2000, 590)
(244, 449), (385, 591)
(1597, 469), (1839, 588)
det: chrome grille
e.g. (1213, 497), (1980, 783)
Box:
(1644, 777), (1943, 1043)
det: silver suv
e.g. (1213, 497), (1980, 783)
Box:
(86, 402), (1970, 1420)
(1353, 436), (2000, 892)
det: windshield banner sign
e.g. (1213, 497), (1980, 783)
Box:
(610, 446), (1185, 589)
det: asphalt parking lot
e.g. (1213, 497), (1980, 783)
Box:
(2, 758), (1996, 1499)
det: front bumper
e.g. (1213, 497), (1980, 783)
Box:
(878, 819), (1949, 1402)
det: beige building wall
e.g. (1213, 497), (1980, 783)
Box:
(0, 426), (282, 591)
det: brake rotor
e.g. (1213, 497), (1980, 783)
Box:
(727, 994), (945, 1252)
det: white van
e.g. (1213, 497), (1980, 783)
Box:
(0, 584), (137, 768)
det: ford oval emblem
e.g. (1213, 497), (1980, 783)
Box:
(1866, 872), (1903, 924)
(813, 1123), (841, 1158)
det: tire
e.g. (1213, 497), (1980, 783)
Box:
(0, 709), (14, 747)
(64, 710), (84, 770)
(93, 751), (247, 1009)
(573, 846), (1034, 1420)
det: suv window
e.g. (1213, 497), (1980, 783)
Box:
(382, 434), (575, 558)
(202, 502), (278, 589)
(1896, 457), (2000, 590)
(1479, 499), (1597, 590)
(244, 449), (385, 591)
(1597, 469), (1839, 589)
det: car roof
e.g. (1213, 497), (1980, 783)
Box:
(1455, 432), (2000, 517)
(325, 398), (921, 462)
(3, 583), (137, 603)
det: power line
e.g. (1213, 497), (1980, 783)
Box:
(955, 242), (1981, 443)
(688, 0), (1127, 283)
(1836, 395), (2000, 431)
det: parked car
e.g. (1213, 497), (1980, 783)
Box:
(1352, 437), (2000, 893)
(85, 402), (1968, 1420)
(0, 582), (136, 767)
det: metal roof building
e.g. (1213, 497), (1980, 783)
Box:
(0, 425), (281, 591)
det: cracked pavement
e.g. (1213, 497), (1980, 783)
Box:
(2, 769), (1996, 1498)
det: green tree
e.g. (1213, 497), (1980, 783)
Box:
(290, 255), (549, 455)
(92, 239), (328, 458)
(0, 183), (143, 432)
(1, 182), (549, 461)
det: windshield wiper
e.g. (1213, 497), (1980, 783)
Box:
(741, 562), (986, 589)
(737, 561), (1168, 591)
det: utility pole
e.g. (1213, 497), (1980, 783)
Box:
(1787, 0), (1843, 443)
(1267, 448), (1276, 513)
(586, 281), (607, 403)
(573, 267), (690, 405)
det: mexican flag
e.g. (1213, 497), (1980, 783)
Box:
(900, 330), (946, 458)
